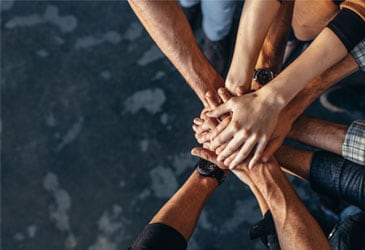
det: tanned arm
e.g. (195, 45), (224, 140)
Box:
(128, 0), (224, 106)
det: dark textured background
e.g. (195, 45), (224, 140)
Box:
(2, 1), (365, 249)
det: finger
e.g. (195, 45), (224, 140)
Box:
(224, 150), (238, 166)
(236, 86), (246, 96)
(217, 130), (249, 162)
(193, 124), (208, 135)
(215, 143), (227, 155)
(193, 117), (203, 125)
(196, 131), (211, 144)
(205, 90), (220, 108)
(210, 123), (236, 150)
(236, 86), (256, 96)
(206, 102), (231, 118)
(201, 117), (218, 131)
(229, 134), (259, 169)
(191, 147), (226, 169)
(249, 136), (269, 169)
(210, 116), (231, 140)
(218, 88), (232, 103)
(261, 137), (284, 162)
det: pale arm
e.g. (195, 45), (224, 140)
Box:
(226, 0), (282, 94)
(262, 51), (359, 160)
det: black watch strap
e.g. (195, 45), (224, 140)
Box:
(195, 158), (226, 185)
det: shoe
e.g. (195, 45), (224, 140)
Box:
(203, 34), (230, 76)
(181, 4), (200, 28)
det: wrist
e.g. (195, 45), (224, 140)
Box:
(258, 85), (286, 110)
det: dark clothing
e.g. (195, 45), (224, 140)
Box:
(129, 223), (187, 250)
(328, 8), (365, 52)
(329, 212), (365, 250)
(310, 151), (365, 210)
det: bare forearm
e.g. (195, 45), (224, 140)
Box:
(266, 28), (348, 107)
(255, 0), (294, 74)
(150, 170), (218, 240)
(288, 115), (347, 155)
(226, 0), (281, 93)
(282, 54), (359, 123)
(128, 0), (223, 106)
(275, 144), (313, 180)
(251, 162), (331, 250)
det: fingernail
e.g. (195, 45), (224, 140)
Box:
(248, 161), (255, 170)
(262, 157), (268, 162)
(229, 162), (236, 170)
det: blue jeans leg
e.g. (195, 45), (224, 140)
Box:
(201, 0), (237, 41)
(179, 0), (200, 8)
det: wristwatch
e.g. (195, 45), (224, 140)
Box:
(195, 158), (226, 185)
(253, 68), (276, 85)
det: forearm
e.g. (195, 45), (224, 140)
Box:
(288, 115), (347, 156)
(128, 0), (223, 106)
(150, 170), (219, 240)
(264, 28), (348, 106)
(226, 0), (281, 93)
(251, 162), (331, 250)
(254, 0), (294, 75)
(280, 53), (359, 124)
(275, 144), (313, 180)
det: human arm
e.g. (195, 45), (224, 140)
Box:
(275, 145), (365, 209)
(128, 0), (223, 106)
(129, 165), (226, 250)
(208, 26), (361, 168)
(233, 158), (331, 250)
(252, 0), (294, 83)
(225, 0), (282, 94)
(261, 52), (359, 160)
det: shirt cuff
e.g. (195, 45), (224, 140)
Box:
(327, 8), (365, 52)
(342, 120), (365, 166)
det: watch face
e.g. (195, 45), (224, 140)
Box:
(257, 70), (272, 85)
(197, 160), (216, 176)
(196, 159), (225, 184)
(256, 69), (274, 85)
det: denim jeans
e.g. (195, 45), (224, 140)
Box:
(179, 0), (237, 41)
(310, 151), (365, 210)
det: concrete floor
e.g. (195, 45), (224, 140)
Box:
(2, 1), (365, 250)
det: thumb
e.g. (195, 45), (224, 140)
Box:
(261, 138), (283, 162)
(191, 147), (226, 169)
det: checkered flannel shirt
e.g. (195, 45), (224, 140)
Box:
(351, 39), (365, 72)
(343, 120), (365, 165)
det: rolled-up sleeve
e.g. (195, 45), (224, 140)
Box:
(342, 120), (365, 166)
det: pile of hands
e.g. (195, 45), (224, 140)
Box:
(190, 85), (293, 172)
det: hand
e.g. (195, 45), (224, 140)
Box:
(206, 88), (284, 169)
(261, 109), (296, 162)
(191, 147), (252, 186)
(193, 88), (233, 146)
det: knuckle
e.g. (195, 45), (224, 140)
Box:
(232, 121), (240, 131)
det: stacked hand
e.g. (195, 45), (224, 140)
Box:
(193, 86), (285, 170)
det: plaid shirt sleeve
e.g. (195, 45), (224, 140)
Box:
(351, 39), (365, 72)
(342, 120), (365, 165)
